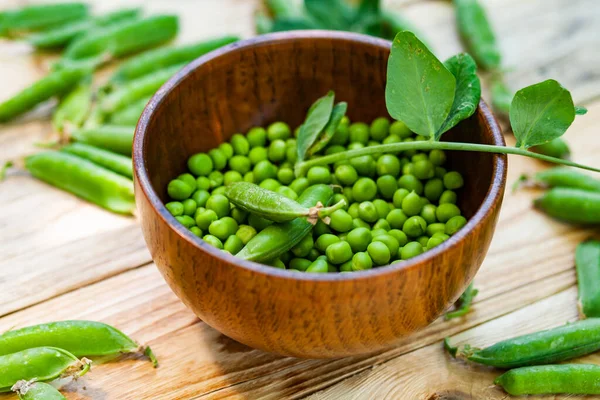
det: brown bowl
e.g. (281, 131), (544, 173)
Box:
(133, 31), (507, 359)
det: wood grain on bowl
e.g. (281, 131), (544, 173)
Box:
(133, 31), (507, 359)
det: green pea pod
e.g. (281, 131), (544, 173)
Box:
(265, 0), (301, 17)
(109, 97), (151, 126)
(109, 36), (240, 84)
(237, 184), (334, 262)
(576, 240), (600, 318)
(13, 381), (65, 400)
(255, 12), (274, 34)
(63, 15), (179, 61)
(0, 320), (156, 367)
(0, 65), (90, 123)
(490, 78), (512, 115)
(495, 364), (600, 395)
(445, 318), (600, 369)
(71, 125), (135, 156)
(0, 347), (90, 392)
(306, 102), (348, 157)
(529, 167), (600, 192)
(52, 79), (93, 134)
(62, 143), (133, 178)
(101, 64), (185, 114)
(445, 283), (478, 320)
(531, 138), (570, 160)
(27, 8), (142, 49)
(534, 188), (600, 224)
(25, 151), (135, 215)
(0, 3), (89, 37)
(453, 0), (501, 71)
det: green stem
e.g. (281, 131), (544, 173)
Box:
(295, 141), (600, 176)
(317, 199), (347, 219)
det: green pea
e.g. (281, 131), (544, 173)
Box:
(206, 194), (230, 218)
(413, 160), (435, 180)
(403, 216), (427, 237)
(224, 235), (244, 254)
(193, 206), (206, 219)
(358, 201), (379, 223)
(446, 215), (467, 235)
(435, 167), (447, 179)
(339, 260), (353, 272)
(188, 226), (202, 237)
(330, 120), (349, 146)
(335, 165), (358, 186)
(253, 160), (277, 183)
(168, 179), (194, 200)
(390, 120), (412, 138)
(191, 189), (210, 207)
(353, 178), (378, 202)
(227, 155), (251, 174)
(175, 215), (196, 228)
(376, 175), (398, 200)
(386, 209), (408, 229)
(420, 204), (437, 224)
(230, 207), (248, 224)
(412, 153), (428, 163)
(219, 142), (234, 159)
(231, 133), (250, 156)
(196, 209), (218, 230)
(383, 134), (402, 146)
(203, 234), (223, 249)
(417, 235), (430, 248)
(424, 179), (444, 202)
(426, 222), (447, 236)
(188, 153), (213, 176)
(427, 233), (449, 249)
(351, 155), (376, 177)
(326, 241), (353, 264)
(212, 186), (227, 196)
(166, 201), (183, 216)
(306, 248), (320, 261)
(290, 258), (312, 272)
(332, 194), (349, 210)
(266, 258), (285, 269)
(248, 147), (268, 165)
(314, 233), (338, 253)
(313, 219), (332, 237)
(388, 229), (408, 246)
(346, 227), (372, 252)
(289, 233), (312, 258)
(373, 199), (391, 219)
(444, 171), (464, 190)
(402, 191), (423, 217)
(348, 122), (370, 144)
(371, 228), (388, 238)
(306, 258), (329, 273)
(348, 203), (360, 219)
(247, 127), (267, 148)
(373, 219), (391, 231)
(400, 241), (424, 260)
(223, 170), (242, 186)
(370, 117), (390, 141)
(208, 170), (224, 188)
(429, 149), (446, 166)
(352, 252), (373, 271)
(367, 241), (391, 266)
(243, 172), (255, 183)
(177, 173), (197, 191)
(329, 209), (353, 232)
(289, 177), (310, 195)
(307, 166), (332, 184)
(436, 203), (461, 223)
(376, 154), (401, 177)
(276, 167), (295, 185)
(208, 148), (227, 171)
(342, 187), (354, 203)
(326, 145), (346, 155)
(373, 234), (400, 258)
(286, 143), (297, 163)
(352, 218), (370, 230)
(208, 217), (238, 241)
(182, 198), (197, 216)
(393, 188), (410, 208)
(398, 174), (424, 195)
(268, 139), (287, 162)
(439, 190), (458, 204)
(402, 162), (414, 175)
(267, 121), (291, 141)
(276, 185), (298, 200)
(235, 225), (257, 245)
(196, 176), (211, 190)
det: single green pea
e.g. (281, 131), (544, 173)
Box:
(436, 203), (461, 223)
(188, 153), (213, 176)
(177, 173), (197, 191)
(224, 170), (243, 186)
(228, 155), (251, 174)
(330, 119), (349, 146)
(267, 121), (291, 141)
(376, 155), (401, 177)
(332, 194), (349, 210)
(348, 203), (360, 219)
(175, 215), (196, 228)
(212, 186), (227, 196)
(427, 233), (449, 249)
(435, 167), (447, 179)
(230, 207), (248, 224)
(370, 117), (390, 141)
(444, 171), (464, 190)
(182, 198), (197, 216)
(289, 177), (310, 195)
(388, 229), (408, 246)
(402, 191), (424, 217)
(203, 234), (223, 249)
(398, 174), (424, 195)
(292, 233), (314, 257)
(209, 148), (227, 171)
(373, 234), (400, 258)
(424, 179), (444, 202)
(386, 209), (408, 229)
(352, 218), (370, 230)
(306, 258), (329, 273)
(208, 217), (238, 241)
(307, 166), (332, 185)
(166, 201), (184, 216)
(290, 258), (312, 271)
(253, 160), (277, 183)
(416, 235), (429, 247)
(349, 122), (370, 144)
(358, 201), (379, 223)
(326, 145), (347, 155)
(371, 228), (388, 238)
(219, 142), (234, 159)
(313, 219), (332, 237)
(235, 224), (257, 245)
(335, 164), (359, 186)
(351, 155), (376, 177)
(429, 149), (446, 166)
(306, 248), (321, 261)
(208, 170), (224, 188)
(393, 188), (410, 208)
(276, 185), (298, 200)
(342, 187), (354, 203)
(248, 147), (268, 165)
(243, 172), (255, 183)
(446, 215), (467, 235)
(268, 139), (287, 162)
(426, 223), (446, 236)
(329, 209), (353, 232)
(206, 194), (230, 218)
(230, 133), (250, 156)
(373, 219), (391, 231)
(276, 167), (295, 185)
(390, 120), (412, 138)
(439, 190), (458, 204)
(400, 241), (424, 260)
(353, 178), (378, 202)
(340, 260), (353, 272)
(257, 178), (280, 192)
(168, 179), (194, 200)
(224, 235), (244, 254)
(196, 209), (218, 230)
(247, 127), (267, 148)
(315, 234), (340, 253)
(286, 143), (297, 164)
(194, 207), (206, 220)
(352, 252), (373, 271)
(268, 258), (286, 269)
(191, 189), (210, 207)
(196, 176), (211, 190)
(403, 216), (427, 237)
(190, 226), (203, 237)
(373, 199), (391, 219)
(367, 241), (391, 266)
(383, 134), (402, 146)
(377, 175), (398, 200)
(411, 153), (428, 163)
(346, 227), (372, 252)
(402, 162), (414, 176)
(326, 241), (353, 264)
(421, 204), (437, 224)
(413, 160), (435, 180)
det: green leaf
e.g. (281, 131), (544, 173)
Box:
(307, 102), (348, 157)
(270, 17), (321, 32)
(385, 31), (456, 138)
(304, 0), (354, 30)
(296, 91), (335, 163)
(575, 106), (588, 115)
(435, 53), (481, 139)
(510, 79), (575, 149)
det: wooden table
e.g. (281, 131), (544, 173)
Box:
(1, 0), (600, 398)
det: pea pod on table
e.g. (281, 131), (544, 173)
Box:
(12, 381), (65, 400)
(495, 364), (600, 395)
(445, 318), (600, 368)
(71, 125), (135, 156)
(62, 143), (133, 178)
(108, 97), (151, 125)
(534, 187), (600, 224)
(528, 167), (600, 192)
(52, 79), (93, 134)
(576, 240), (600, 318)
(531, 138), (571, 159)
(0, 3), (89, 37)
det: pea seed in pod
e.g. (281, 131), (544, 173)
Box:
(424, 178), (444, 202)
(446, 215), (467, 235)
(230, 133), (250, 155)
(373, 199), (391, 219)
(329, 209), (353, 232)
(373, 234), (400, 258)
(349, 122), (370, 144)
(224, 235), (244, 255)
(444, 171), (464, 189)
(267, 121), (291, 141)
(268, 139), (287, 162)
(206, 194), (230, 218)
(401, 241), (424, 260)
(176, 215), (195, 228)
(390, 120), (412, 138)
(376, 154), (401, 177)
(367, 241), (391, 266)
(196, 209), (218, 230)
(168, 179), (194, 200)
(236, 225), (257, 245)
(393, 188), (410, 208)
(401, 191), (423, 216)
(389, 229), (408, 246)
(436, 203), (461, 223)
(292, 234), (314, 257)
(166, 201), (183, 216)
(370, 117), (390, 141)
(398, 174), (424, 195)
(316, 234), (340, 253)
(307, 166), (331, 184)
(219, 142), (234, 159)
(203, 234), (223, 249)
(188, 153), (213, 176)
(352, 252), (373, 271)
(353, 177), (378, 202)
(439, 190), (458, 204)
(253, 160), (277, 183)
(247, 127), (267, 147)
(335, 165), (358, 186)
(209, 217), (238, 241)
(358, 201), (379, 223)
(386, 209), (408, 229)
(326, 241), (353, 264)
(377, 175), (398, 199)
(403, 216), (427, 238)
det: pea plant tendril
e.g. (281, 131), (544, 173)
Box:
(293, 31), (599, 177)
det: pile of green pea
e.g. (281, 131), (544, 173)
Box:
(164, 116), (467, 272)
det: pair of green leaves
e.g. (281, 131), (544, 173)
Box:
(296, 91), (347, 163)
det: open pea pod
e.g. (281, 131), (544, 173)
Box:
(13, 381), (66, 400)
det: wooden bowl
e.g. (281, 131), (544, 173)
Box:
(133, 31), (507, 359)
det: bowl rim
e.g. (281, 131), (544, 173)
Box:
(134, 30), (508, 283)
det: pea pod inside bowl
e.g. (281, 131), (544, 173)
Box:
(133, 31), (507, 358)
